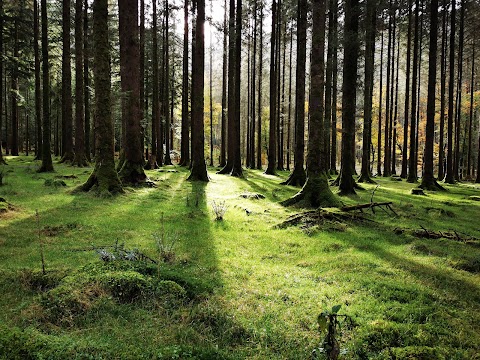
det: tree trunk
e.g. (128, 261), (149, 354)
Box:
(73, 0), (88, 167)
(231, 0), (243, 176)
(149, 0), (159, 169)
(164, 0), (172, 165)
(282, 0), (340, 208)
(392, 35), (400, 175)
(330, 0), (338, 174)
(377, 30), (384, 176)
(338, 0), (359, 195)
(33, 0), (42, 161)
(265, 0), (277, 175)
(60, 0), (74, 163)
(438, 0), (447, 180)
(407, 0), (420, 183)
(419, 0), (443, 190)
(467, 42), (475, 179)
(180, 0), (190, 167)
(444, 0), (456, 183)
(117, 0), (146, 184)
(209, 0), (214, 167)
(453, 0), (464, 181)
(249, 0), (257, 169)
(281, 0), (306, 185)
(286, 26), (293, 171)
(188, 0), (209, 181)
(383, 3), (393, 177)
(0, 0), (5, 164)
(256, 2), (264, 169)
(79, 0), (122, 194)
(140, 0), (145, 164)
(38, 0), (54, 172)
(359, 0), (376, 184)
(10, 17), (19, 156)
(84, 0), (91, 162)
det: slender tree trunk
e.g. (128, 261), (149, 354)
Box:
(407, 0), (420, 183)
(219, 0), (227, 168)
(453, 0), (464, 181)
(438, 0), (447, 179)
(249, 0), (257, 169)
(276, 0), (284, 171)
(383, 4), (392, 176)
(0, 0), (5, 164)
(38, 0), (54, 172)
(338, 0), (359, 194)
(60, 0), (74, 163)
(324, 0), (335, 177)
(164, 0), (172, 165)
(209, 0), (214, 167)
(140, 0), (145, 164)
(84, 0), (91, 162)
(265, 0), (277, 175)
(359, 0), (376, 183)
(286, 26), (293, 171)
(330, 1), (339, 174)
(256, 3), (264, 169)
(377, 30), (384, 176)
(231, 0), (243, 176)
(149, 0), (159, 169)
(188, 0), (209, 181)
(392, 35), (400, 175)
(73, 0), (87, 166)
(33, 0), (41, 161)
(467, 42), (475, 179)
(180, 0), (190, 167)
(80, 0), (122, 194)
(420, 0), (443, 190)
(281, 0), (306, 185)
(11, 17), (19, 156)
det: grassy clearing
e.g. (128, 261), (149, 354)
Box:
(0, 155), (479, 359)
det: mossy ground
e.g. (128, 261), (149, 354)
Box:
(0, 156), (479, 359)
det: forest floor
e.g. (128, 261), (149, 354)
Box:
(0, 155), (479, 359)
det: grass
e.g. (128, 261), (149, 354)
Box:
(0, 155), (479, 359)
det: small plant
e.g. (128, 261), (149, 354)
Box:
(153, 212), (177, 263)
(312, 305), (352, 360)
(211, 200), (228, 221)
(94, 240), (143, 263)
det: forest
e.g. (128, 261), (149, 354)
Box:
(0, 0), (480, 358)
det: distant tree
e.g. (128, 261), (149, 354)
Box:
(188, 0), (208, 181)
(80, 0), (122, 193)
(265, 0), (277, 175)
(84, 0), (91, 162)
(37, 0), (54, 172)
(438, 0), (447, 180)
(180, 0), (190, 167)
(11, 15), (19, 156)
(338, 0), (360, 195)
(281, 0), (306, 186)
(0, 0), (5, 164)
(219, 0), (227, 168)
(256, 1), (264, 170)
(148, 0), (160, 169)
(33, 0), (41, 161)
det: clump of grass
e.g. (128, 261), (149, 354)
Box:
(211, 200), (228, 221)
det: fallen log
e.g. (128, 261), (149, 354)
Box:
(341, 202), (398, 216)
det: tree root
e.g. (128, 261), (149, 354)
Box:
(277, 208), (371, 229)
(280, 167), (306, 187)
(395, 226), (479, 246)
(340, 201), (398, 216)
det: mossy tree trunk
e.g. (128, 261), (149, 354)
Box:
(419, 0), (444, 191)
(38, 0), (54, 173)
(84, 0), (91, 162)
(282, 0), (340, 208)
(0, 0), (6, 165)
(338, 0), (359, 195)
(281, 0), (306, 186)
(33, 0), (42, 161)
(147, 0), (159, 170)
(188, 0), (208, 182)
(60, 0), (74, 164)
(73, 0), (88, 167)
(401, 0), (412, 179)
(180, 0), (190, 167)
(117, 0), (147, 185)
(80, 0), (122, 195)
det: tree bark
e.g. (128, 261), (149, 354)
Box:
(149, 0), (160, 169)
(164, 0), (172, 166)
(79, 0), (122, 194)
(0, 0), (5, 164)
(219, 0), (227, 168)
(180, 0), (190, 167)
(10, 17), (19, 156)
(256, 3), (264, 170)
(84, 0), (91, 162)
(438, 0), (447, 180)
(466, 42), (475, 179)
(330, 0), (338, 174)
(377, 30), (384, 176)
(453, 0), (464, 181)
(265, 0), (277, 175)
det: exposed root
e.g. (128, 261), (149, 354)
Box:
(395, 226), (479, 246)
(277, 208), (370, 229)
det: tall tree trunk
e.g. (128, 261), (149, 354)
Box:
(286, 26), (293, 171)
(383, 3), (393, 177)
(330, 0), (338, 174)
(188, 0), (209, 181)
(140, 0), (145, 164)
(438, 0), (447, 180)
(249, 0), (257, 169)
(453, 0), (464, 181)
(467, 42), (475, 179)
(276, 0), (284, 171)
(281, 0), (306, 185)
(60, 0), (74, 163)
(73, 0), (88, 166)
(0, 0), (5, 164)
(392, 35), (400, 175)
(33, 0), (42, 161)
(377, 30), (384, 176)
(117, 0), (146, 184)
(231, 0), (243, 176)
(282, 0), (339, 208)
(164, 0), (172, 165)
(256, 2), (264, 169)
(209, 0), (214, 167)
(84, 0), (91, 162)
(407, 0), (420, 183)
(324, 0), (335, 177)
(149, 0), (159, 169)
(265, 0), (277, 175)
(11, 17), (19, 156)
(80, 0), (122, 194)
(359, 0), (376, 183)
(338, 0), (359, 195)
(38, 0), (54, 172)
(180, 0), (190, 167)
(419, 0), (443, 190)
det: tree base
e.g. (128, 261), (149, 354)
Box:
(217, 163), (233, 175)
(419, 178), (445, 191)
(59, 151), (75, 164)
(187, 162), (209, 182)
(406, 175), (418, 183)
(72, 154), (89, 167)
(264, 164), (277, 176)
(357, 173), (376, 184)
(281, 167), (306, 187)
(281, 174), (341, 208)
(76, 165), (123, 196)
(37, 162), (54, 173)
(118, 160), (147, 185)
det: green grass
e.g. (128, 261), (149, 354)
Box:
(1, 155), (479, 359)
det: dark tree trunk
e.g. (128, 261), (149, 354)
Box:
(419, 0), (443, 190)
(60, 0), (74, 163)
(0, 0), (5, 164)
(401, 0), (413, 178)
(286, 26), (293, 171)
(219, 0), (227, 168)
(407, 0), (420, 183)
(392, 35), (400, 175)
(188, 0), (209, 181)
(338, 0), (359, 195)
(276, 0), (284, 171)
(281, 0), (306, 185)
(180, 0), (190, 167)
(324, 0), (335, 177)
(11, 18), (19, 156)
(444, 0), (456, 183)
(467, 42), (475, 179)
(265, 0), (277, 175)
(359, 0), (376, 183)
(164, 0), (172, 166)
(149, 0), (159, 169)
(438, 0), (447, 180)
(256, 2), (264, 169)
(453, 0), (464, 181)
(377, 30), (384, 176)
(249, 0), (258, 169)
(231, 0), (243, 176)
(383, 3), (393, 177)
(84, 0), (91, 162)
(73, 0), (88, 167)
(117, 0), (146, 184)
(330, 0), (338, 174)
(282, 0), (340, 208)
(209, 0), (214, 167)
(80, 0), (122, 194)
(140, 0), (145, 164)
(33, 0), (42, 161)
(38, 0), (54, 172)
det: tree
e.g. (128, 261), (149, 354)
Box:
(84, 0), (91, 162)
(148, 0), (160, 169)
(231, 0), (242, 176)
(265, 0), (277, 175)
(164, 0), (172, 166)
(188, 0), (209, 181)
(338, 0), (360, 195)
(11, 16), (19, 156)
(0, 0), (6, 165)
(33, 0), (42, 161)
(60, 0), (74, 163)
(359, 0), (377, 184)
(219, 0), (227, 168)
(37, 0), (54, 173)
(281, 0), (340, 208)
(79, 0), (122, 194)
(73, 0), (88, 167)
(281, 0), (306, 186)
(180, 0), (190, 167)
(419, 0), (443, 190)
(329, 0), (339, 174)
(256, 1), (264, 170)
(438, 0), (447, 180)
